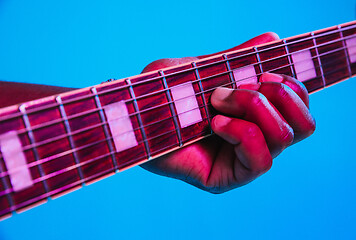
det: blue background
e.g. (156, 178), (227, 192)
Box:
(0, 0), (355, 239)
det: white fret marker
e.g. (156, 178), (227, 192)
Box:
(0, 131), (33, 192)
(104, 101), (138, 152)
(233, 65), (258, 87)
(291, 50), (317, 82)
(345, 36), (356, 63)
(171, 82), (202, 128)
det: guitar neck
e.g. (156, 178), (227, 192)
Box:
(0, 21), (356, 220)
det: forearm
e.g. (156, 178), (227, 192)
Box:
(0, 81), (75, 108)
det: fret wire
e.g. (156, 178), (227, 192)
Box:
(0, 42), (353, 175)
(0, 26), (355, 212)
(222, 54), (237, 89)
(283, 39), (297, 79)
(2, 44), (352, 158)
(254, 47), (263, 73)
(0, 60), (352, 196)
(19, 104), (50, 195)
(91, 87), (118, 172)
(56, 96), (85, 185)
(159, 70), (183, 147)
(338, 25), (353, 77)
(1, 23), (356, 125)
(1, 54), (350, 184)
(126, 78), (152, 160)
(0, 28), (356, 127)
(311, 32), (326, 88)
(192, 62), (212, 134)
(3, 53), (351, 198)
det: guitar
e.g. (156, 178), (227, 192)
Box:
(0, 20), (355, 220)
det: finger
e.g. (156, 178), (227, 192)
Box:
(258, 81), (316, 143)
(142, 33), (280, 73)
(198, 32), (280, 59)
(211, 87), (294, 156)
(211, 115), (272, 174)
(141, 57), (199, 73)
(260, 72), (310, 108)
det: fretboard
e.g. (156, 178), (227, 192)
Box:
(0, 21), (356, 220)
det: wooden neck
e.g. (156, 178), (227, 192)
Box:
(0, 20), (355, 219)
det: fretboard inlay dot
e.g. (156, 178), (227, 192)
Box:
(104, 101), (138, 152)
(170, 82), (202, 128)
(291, 50), (317, 82)
(345, 36), (356, 63)
(233, 65), (258, 87)
(0, 131), (33, 192)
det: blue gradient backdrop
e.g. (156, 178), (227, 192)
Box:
(0, 0), (355, 239)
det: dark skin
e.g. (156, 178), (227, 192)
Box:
(0, 33), (315, 193)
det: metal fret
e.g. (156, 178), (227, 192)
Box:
(253, 47), (263, 73)
(191, 62), (212, 134)
(311, 32), (326, 87)
(159, 71), (183, 147)
(19, 104), (50, 196)
(338, 25), (352, 77)
(126, 79), (151, 159)
(56, 96), (85, 184)
(283, 39), (297, 79)
(91, 87), (118, 172)
(222, 54), (237, 88)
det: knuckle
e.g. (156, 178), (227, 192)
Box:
(260, 155), (273, 172)
(277, 84), (291, 99)
(252, 153), (273, 174)
(302, 116), (316, 138)
(279, 125), (294, 146)
(309, 118), (316, 134)
(249, 91), (267, 107)
(243, 124), (262, 140)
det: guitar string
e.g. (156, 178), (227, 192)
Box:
(0, 24), (356, 218)
(0, 58), (351, 215)
(0, 59), (350, 199)
(2, 34), (355, 141)
(0, 47), (351, 178)
(0, 67), (352, 217)
(1, 42), (352, 156)
(0, 23), (355, 123)
(0, 26), (354, 204)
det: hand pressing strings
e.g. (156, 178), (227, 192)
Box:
(141, 33), (315, 193)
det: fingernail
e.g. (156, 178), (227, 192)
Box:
(260, 72), (284, 83)
(238, 83), (260, 91)
(213, 115), (232, 128)
(212, 87), (234, 101)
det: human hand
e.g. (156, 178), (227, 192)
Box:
(140, 33), (316, 193)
